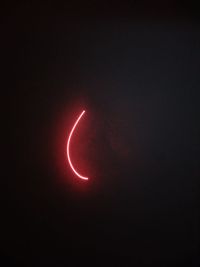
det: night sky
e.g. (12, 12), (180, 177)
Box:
(1, 2), (199, 266)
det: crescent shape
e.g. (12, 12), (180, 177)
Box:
(67, 110), (89, 180)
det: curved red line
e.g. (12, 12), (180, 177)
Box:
(67, 110), (89, 180)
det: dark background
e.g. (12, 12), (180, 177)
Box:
(1, 1), (199, 266)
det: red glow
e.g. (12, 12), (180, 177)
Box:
(67, 110), (89, 180)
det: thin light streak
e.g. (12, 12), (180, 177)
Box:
(67, 110), (89, 180)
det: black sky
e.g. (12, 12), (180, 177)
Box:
(1, 2), (200, 266)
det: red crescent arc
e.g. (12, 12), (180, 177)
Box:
(67, 110), (89, 180)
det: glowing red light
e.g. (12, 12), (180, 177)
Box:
(67, 110), (89, 180)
